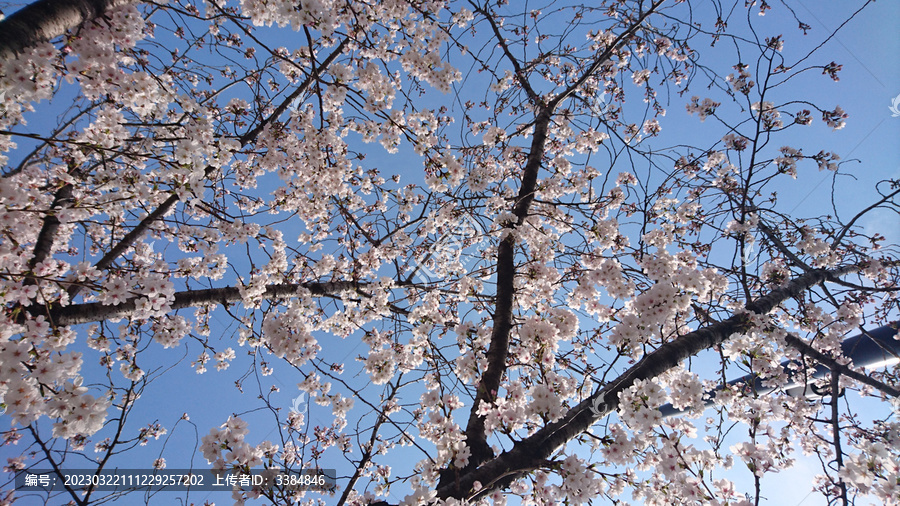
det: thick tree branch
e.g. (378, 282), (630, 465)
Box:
(43, 281), (366, 326)
(458, 106), (552, 476)
(438, 264), (861, 501)
(455, 2), (666, 486)
(784, 331), (900, 398)
(27, 177), (78, 276)
(0, 0), (136, 61)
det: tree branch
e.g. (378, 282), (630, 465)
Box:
(783, 331), (900, 398)
(469, 1), (540, 104)
(0, 0), (136, 61)
(454, 2), (666, 487)
(66, 193), (180, 301)
(65, 38), (349, 300)
(41, 281), (367, 326)
(27, 176), (78, 277)
(456, 106), (552, 478)
(830, 186), (900, 252)
(438, 264), (861, 501)
(548, 0), (665, 110)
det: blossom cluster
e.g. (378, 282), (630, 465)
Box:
(199, 415), (285, 505)
(0, 324), (110, 440)
(686, 96), (720, 121)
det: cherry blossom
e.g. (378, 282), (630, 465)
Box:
(0, 1), (897, 505)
